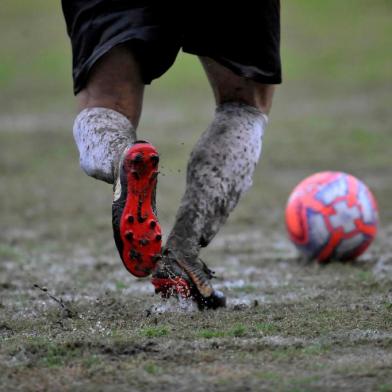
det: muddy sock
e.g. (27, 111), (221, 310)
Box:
(73, 108), (136, 184)
(166, 102), (268, 258)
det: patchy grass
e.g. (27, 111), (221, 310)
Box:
(256, 322), (279, 334)
(228, 324), (247, 338)
(140, 326), (169, 338)
(197, 329), (226, 339)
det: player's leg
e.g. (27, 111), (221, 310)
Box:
(153, 59), (275, 308)
(172, 56), (274, 246)
(72, 45), (162, 277)
(152, 0), (280, 308)
(63, 0), (183, 278)
(73, 45), (144, 184)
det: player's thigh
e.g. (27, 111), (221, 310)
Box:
(77, 45), (145, 127)
(199, 57), (275, 114)
(64, 0), (181, 127)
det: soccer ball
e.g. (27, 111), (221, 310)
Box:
(285, 171), (378, 262)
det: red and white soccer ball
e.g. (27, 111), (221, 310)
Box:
(285, 171), (378, 262)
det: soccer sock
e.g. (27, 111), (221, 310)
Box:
(73, 108), (136, 184)
(166, 102), (268, 258)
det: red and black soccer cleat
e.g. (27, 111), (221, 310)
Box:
(151, 250), (192, 300)
(151, 249), (226, 310)
(112, 141), (162, 277)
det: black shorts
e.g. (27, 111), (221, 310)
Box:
(62, 1), (281, 95)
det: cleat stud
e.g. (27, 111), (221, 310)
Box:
(125, 231), (133, 241)
(150, 155), (159, 167)
(149, 221), (156, 229)
(139, 239), (149, 246)
(129, 249), (141, 261)
(155, 234), (162, 241)
(127, 215), (134, 223)
(131, 170), (140, 180)
(131, 153), (143, 163)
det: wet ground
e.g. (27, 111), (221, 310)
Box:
(1, 1), (392, 391)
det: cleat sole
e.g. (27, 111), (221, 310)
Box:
(118, 142), (162, 277)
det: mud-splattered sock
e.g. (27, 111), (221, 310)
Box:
(73, 108), (136, 184)
(166, 102), (268, 257)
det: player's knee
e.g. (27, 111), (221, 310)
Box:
(252, 84), (275, 114)
(200, 57), (276, 114)
(217, 83), (275, 114)
(75, 46), (144, 127)
(76, 90), (140, 127)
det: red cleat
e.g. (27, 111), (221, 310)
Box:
(151, 249), (226, 310)
(112, 141), (162, 277)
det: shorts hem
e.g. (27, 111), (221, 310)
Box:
(182, 47), (282, 85)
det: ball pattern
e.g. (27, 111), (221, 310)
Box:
(285, 172), (378, 262)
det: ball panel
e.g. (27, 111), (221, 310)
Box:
(285, 199), (309, 245)
(340, 237), (373, 261)
(329, 200), (361, 233)
(333, 233), (366, 259)
(357, 183), (378, 225)
(305, 209), (330, 258)
(315, 174), (348, 206)
(317, 230), (344, 262)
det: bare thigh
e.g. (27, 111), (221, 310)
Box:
(199, 57), (276, 114)
(77, 45), (145, 128)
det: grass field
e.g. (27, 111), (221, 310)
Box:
(1, 1), (392, 391)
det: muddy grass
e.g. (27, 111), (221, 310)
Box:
(1, 1), (392, 391)
(1, 190), (392, 392)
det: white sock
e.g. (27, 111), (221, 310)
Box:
(73, 108), (136, 184)
(167, 102), (268, 254)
